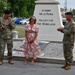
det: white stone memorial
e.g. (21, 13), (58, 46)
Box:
(34, 0), (63, 42)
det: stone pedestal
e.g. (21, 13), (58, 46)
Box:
(34, 0), (63, 42)
(13, 31), (18, 38)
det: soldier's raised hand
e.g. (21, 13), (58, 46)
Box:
(57, 27), (64, 31)
(7, 17), (11, 23)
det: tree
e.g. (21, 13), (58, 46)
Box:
(0, 0), (11, 16)
(24, 0), (36, 17)
(8, 0), (36, 17)
(0, 0), (36, 17)
(0, 0), (6, 16)
(72, 9), (75, 15)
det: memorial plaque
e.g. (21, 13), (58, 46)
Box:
(34, 0), (63, 41)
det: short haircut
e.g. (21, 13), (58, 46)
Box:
(4, 10), (11, 14)
(65, 12), (73, 16)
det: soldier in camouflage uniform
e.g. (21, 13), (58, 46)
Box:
(0, 10), (15, 65)
(57, 12), (75, 70)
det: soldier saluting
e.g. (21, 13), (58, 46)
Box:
(0, 10), (15, 65)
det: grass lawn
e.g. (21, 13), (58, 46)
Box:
(13, 28), (25, 38)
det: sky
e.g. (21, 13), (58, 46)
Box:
(56, 0), (75, 9)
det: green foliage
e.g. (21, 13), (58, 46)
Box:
(0, 0), (11, 16)
(0, 0), (6, 16)
(0, 0), (37, 17)
(7, 0), (36, 17)
(72, 9), (75, 15)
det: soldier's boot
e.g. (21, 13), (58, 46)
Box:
(65, 65), (71, 70)
(61, 65), (67, 68)
(0, 60), (3, 65)
(8, 60), (14, 64)
(61, 62), (68, 68)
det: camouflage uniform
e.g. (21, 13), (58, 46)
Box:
(0, 17), (15, 62)
(61, 20), (75, 65)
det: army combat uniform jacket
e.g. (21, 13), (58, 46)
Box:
(61, 20), (75, 64)
(61, 20), (75, 44)
(0, 17), (15, 40)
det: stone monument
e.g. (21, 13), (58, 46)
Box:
(13, 31), (18, 38)
(34, 0), (63, 42)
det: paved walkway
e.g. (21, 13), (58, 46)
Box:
(0, 60), (75, 75)
(4, 40), (75, 64)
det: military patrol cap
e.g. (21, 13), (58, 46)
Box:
(65, 12), (73, 16)
(4, 10), (11, 14)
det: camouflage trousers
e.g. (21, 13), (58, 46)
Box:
(63, 43), (74, 65)
(0, 39), (13, 61)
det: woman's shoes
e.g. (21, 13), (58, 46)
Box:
(30, 61), (34, 64)
(24, 61), (27, 64)
(24, 58), (34, 65)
